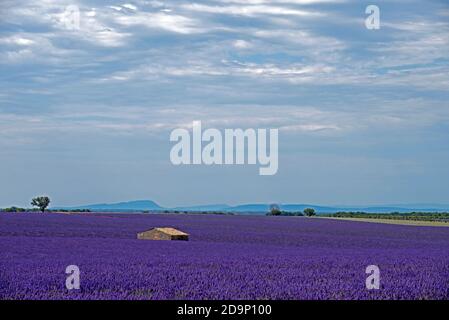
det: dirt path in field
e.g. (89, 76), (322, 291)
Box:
(320, 216), (449, 227)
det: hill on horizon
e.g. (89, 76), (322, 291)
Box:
(56, 200), (162, 211)
(53, 200), (449, 214)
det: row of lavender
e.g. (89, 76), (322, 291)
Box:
(1, 212), (449, 299)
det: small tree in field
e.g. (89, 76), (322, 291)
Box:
(269, 204), (282, 216)
(31, 196), (50, 213)
(303, 208), (316, 217)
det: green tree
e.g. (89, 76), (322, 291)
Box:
(31, 196), (51, 213)
(303, 208), (316, 217)
(269, 204), (281, 216)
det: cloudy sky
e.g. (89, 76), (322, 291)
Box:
(1, 0), (448, 207)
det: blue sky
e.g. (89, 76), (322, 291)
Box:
(1, 0), (449, 207)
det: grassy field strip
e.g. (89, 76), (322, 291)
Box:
(321, 216), (449, 227)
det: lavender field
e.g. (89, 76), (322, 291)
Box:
(1, 212), (449, 300)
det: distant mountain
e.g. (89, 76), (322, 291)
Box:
(57, 200), (162, 211)
(228, 204), (270, 213)
(54, 200), (449, 214)
(173, 204), (231, 212)
(381, 203), (449, 210)
(279, 204), (449, 214)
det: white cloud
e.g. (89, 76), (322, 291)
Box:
(251, 29), (344, 51)
(181, 3), (324, 17)
(0, 36), (35, 46)
(114, 11), (201, 34)
(224, 60), (335, 77)
(122, 3), (138, 11)
(213, 0), (344, 3)
(0, 33), (77, 64)
(232, 39), (252, 49)
(0, 104), (350, 141)
(86, 9), (97, 17)
(8, 98), (447, 144)
(3, 1), (130, 48)
(109, 6), (123, 11)
(281, 124), (342, 132)
(98, 60), (335, 83)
